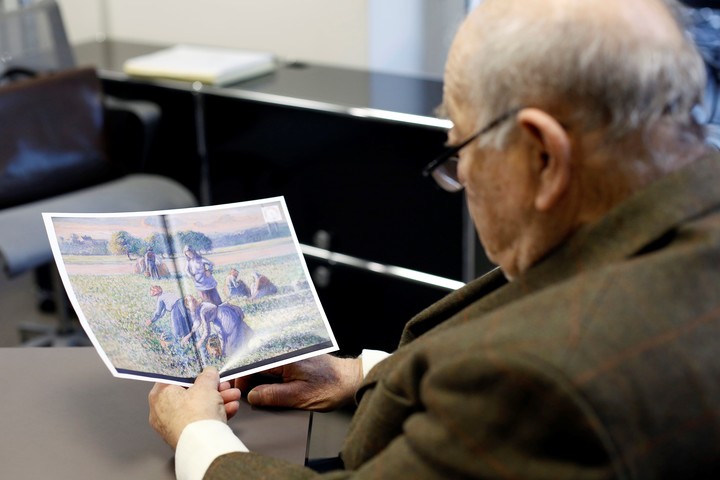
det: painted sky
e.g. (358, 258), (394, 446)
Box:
(49, 201), (287, 241)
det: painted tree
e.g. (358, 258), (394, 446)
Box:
(109, 231), (143, 259)
(176, 230), (213, 254)
(144, 231), (172, 256)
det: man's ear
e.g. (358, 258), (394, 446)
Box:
(516, 108), (572, 212)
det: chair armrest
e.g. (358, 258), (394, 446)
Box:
(0, 174), (196, 278)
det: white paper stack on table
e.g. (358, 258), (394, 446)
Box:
(123, 44), (276, 86)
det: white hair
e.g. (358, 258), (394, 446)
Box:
(466, 0), (707, 150)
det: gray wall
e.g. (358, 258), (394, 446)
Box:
(57, 0), (467, 78)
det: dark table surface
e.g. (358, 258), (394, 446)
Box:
(74, 40), (449, 129)
(0, 347), (310, 479)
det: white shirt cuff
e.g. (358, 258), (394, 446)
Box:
(175, 419), (248, 480)
(360, 349), (391, 378)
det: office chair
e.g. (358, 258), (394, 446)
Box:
(0, 0), (198, 345)
(704, 67), (720, 150)
(681, 1), (720, 149)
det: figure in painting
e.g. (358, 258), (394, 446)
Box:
(144, 246), (160, 280)
(146, 285), (191, 342)
(183, 245), (222, 306)
(250, 271), (277, 300)
(182, 295), (255, 359)
(225, 267), (251, 299)
(134, 256), (169, 278)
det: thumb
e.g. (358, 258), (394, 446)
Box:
(247, 382), (303, 408)
(194, 367), (220, 389)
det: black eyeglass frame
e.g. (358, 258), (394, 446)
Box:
(422, 107), (523, 191)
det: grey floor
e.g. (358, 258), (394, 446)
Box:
(0, 268), (351, 460)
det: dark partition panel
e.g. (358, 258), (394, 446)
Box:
(83, 43), (503, 355)
(101, 81), (202, 198)
(202, 98), (469, 354)
(305, 258), (450, 355)
(204, 97), (459, 275)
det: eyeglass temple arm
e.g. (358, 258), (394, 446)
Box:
(421, 107), (523, 177)
(422, 132), (479, 177)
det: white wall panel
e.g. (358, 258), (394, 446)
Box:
(58, 0), (369, 69)
(56, 0), (467, 76)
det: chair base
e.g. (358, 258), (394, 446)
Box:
(18, 264), (90, 347)
(19, 321), (90, 347)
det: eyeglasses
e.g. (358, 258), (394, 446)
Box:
(422, 107), (522, 192)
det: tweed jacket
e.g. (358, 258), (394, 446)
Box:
(206, 152), (720, 479)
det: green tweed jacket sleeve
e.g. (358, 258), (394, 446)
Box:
(205, 153), (720, 479)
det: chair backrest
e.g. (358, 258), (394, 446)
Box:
(0, 0), (75, 77)
(0, 0), (166, 203)
(0, 67), (115, 209)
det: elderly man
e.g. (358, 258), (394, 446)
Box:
(148, 0), (720, 477)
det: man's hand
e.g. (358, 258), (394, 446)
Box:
(234, 354), (363, 412)
(148, 367), (241, 449)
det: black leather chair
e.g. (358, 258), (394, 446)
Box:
(0, 0), (198, 345)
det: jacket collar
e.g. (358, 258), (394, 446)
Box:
(399, 151), (720, 347)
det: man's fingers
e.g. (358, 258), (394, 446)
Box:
(233, 376), (253, 391)
(148, 382), (172, 402)
(263, 366), (286, 377)
(193, 367), (220, 389)
(247, 383), (303, 408)
(233, 367), (285, 392)
(220, 387), (241, 404)
(225, 400), (241, 420)
(246, 384), (277, 406)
